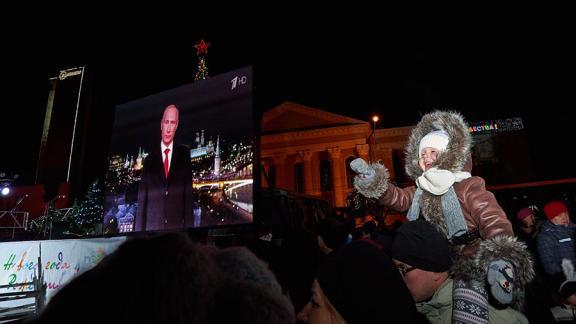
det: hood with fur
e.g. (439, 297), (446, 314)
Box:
(405, 111), (472, 180)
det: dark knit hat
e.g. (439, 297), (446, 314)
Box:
(544, 201), (568, 221)
(317, 240), (420, 324)
(317, 218), (349, 249)
(392, 218), (452, 272)
(209, 246), (295, 324)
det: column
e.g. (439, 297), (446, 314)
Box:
(260, 158), (271, 188)
(299, 150), (314, 194)
(272, 153), (288, 190)
(327, 147), (346, 207)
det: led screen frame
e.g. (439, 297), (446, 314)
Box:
(104, 66), (254, 234)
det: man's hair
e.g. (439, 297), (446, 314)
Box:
(163, 104), (179, 116)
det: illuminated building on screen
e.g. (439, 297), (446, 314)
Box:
(105, 147), (147, 194)
(214, 135), (221, 176)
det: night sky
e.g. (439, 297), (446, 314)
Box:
(3, 22), (575, 188)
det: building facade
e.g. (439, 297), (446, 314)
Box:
(261, 102), (412, 208)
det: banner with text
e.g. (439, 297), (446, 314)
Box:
(41, 237), (126, 300)
(0, 237), (126, 307)
(0, 241), (40, 295)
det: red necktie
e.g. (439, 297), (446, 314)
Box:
(163, 148), (170, 178)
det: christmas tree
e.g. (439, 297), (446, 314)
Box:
(72, 180), (104, 235)
(194, 39), (210, 81)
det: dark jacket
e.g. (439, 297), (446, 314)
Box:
(537, 220), (576, 276)
(135, 144), (193, 231)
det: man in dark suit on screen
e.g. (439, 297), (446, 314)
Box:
(135, 104), (193, 231)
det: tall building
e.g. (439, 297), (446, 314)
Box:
(36, 66), (89, 200)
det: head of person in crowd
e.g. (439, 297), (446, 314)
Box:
(516, 207), (537, 237)
(30, 233), (218, 324)
(351, 218), (377, 241)
(359, 220), (376, 239)
(316, 218), (349, 255)
(544, 201), (570, 227)
(392, 218), (453, 302)
(207, 246), (295, 324)
(29, 233), (294, 324)
(297, 240), (425, 324)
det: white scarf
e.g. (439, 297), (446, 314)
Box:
(416, 168), (471, 195)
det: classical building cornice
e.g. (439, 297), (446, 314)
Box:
(374, 126), (413, 138)
(262, 123), (370, 143)
(263, 101), (367, 124)
(261, 138), (368, 157)
(262, 101), (368, 134)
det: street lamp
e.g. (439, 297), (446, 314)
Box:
(371, 115), (379, 162)
(0, 172), (18, 196)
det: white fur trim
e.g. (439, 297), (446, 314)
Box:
(353, 163), (389, 199)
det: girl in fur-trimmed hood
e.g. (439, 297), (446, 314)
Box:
(351, 110), (533, 322)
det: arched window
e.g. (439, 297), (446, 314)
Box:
(294, 162), (304, 193)
(319, 160), (332, 192)
(345, 156), (356, 188)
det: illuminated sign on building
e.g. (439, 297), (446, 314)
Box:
(58, 68), (83, 80)
(469, 117), (524, 134)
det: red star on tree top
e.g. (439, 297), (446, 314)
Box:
(194, 39), (210, 55)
